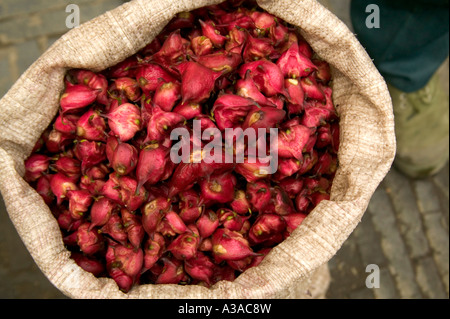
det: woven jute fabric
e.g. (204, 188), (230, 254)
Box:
(0, 0), (396, 299)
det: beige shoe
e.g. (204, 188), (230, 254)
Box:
(390, 71), (449, 179)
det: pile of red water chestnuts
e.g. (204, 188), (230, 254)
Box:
(24, 0), (339, 292)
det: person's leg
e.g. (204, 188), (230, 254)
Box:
(351, 0), (449, 178)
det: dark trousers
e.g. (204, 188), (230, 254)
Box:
(351, 0), (449, 92)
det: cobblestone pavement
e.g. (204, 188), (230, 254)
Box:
(0, 0), (448, 299)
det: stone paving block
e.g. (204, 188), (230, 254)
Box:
(0, 0), (68, 20)
(39, 1), (124, 40)
(36, 9), (76, 39)
(0, 0), (121, 21)
(413, 180), (443, 214)
(441, 202), (449, 230)
(0, 13), (52, 45)
(432, 163), (449, 230)
(0, 270), (15, 298)
(383, 169), (430, 259)
(327, 235), (367, 298)
(1, 196), (35, 273)
(0, 48), (12, 97)
(432, 163), (449, 199)
(0, 197), (10, 263)
(368, 187), (422, 298)
(14, 40), (42, 77)
(36, 0), (130, 58)
(422, 212), (450, 292)
(78, 0), (125, 23)
(0, 1), (125, 45)
(349, 287), (374, 299)
(437, 192), (449, 231)
(7, 269), (67, 299)
(354, 211), (387, 268)
(415, 256), (448, 299)
(443, 274), (449, 297)
(0, 195), (67, 299)
(373, 267), (400, 299)
(44, 34), (66, 51)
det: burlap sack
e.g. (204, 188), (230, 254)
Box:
(0, 0), (395, 299)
